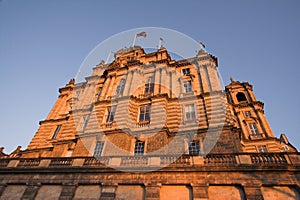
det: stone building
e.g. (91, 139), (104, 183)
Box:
(0, 46), (299, 200)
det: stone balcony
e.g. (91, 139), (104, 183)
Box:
(0, 153), (299, 170)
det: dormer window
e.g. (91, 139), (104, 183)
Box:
(236, 92), (247, 102)
(182, 68), (190, 75)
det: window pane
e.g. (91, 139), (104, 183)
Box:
(189, 141), (200, 155)
(106, 106), (116, 122)
(139, 105), (151, 122)
(184, 81), (192, 93)
(134, 141), (145, 155)
(52, 125), (62, 139)
(185, 104), (195, 121)
(249, 123), (259, 135)
(93, 142), (104, 157)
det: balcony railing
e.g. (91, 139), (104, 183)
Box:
(0, 153), (298, 169)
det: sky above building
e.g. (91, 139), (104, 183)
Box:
(0, 0), (299, 153)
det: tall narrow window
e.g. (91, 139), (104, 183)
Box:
(82, 115), (89, 130)
(106, 106), (116, 122)
(257, 145), (268, 153)
(51, 125), (62, 139)
(184, 81), (193, 93)
(249, 123), (259, 135)
(188, 140), (200, 155)
(182, 68), (190, 75)
(116, 79), (126, 95)
(185, 104), (196, 121)
(134, 141), (145, 155)
(93, 141), (104, 157)
(139, 104), (151, 122)
(144, 77), (154, 94)
(244, 111), (251, 117)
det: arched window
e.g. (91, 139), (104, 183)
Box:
(236, 92), (247, 102)
(116, 79), (126, 95)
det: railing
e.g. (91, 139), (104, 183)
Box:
(0, 153), (298, 169)
(121, 156), (148, 166)
(0, 159), (9, 167)
(161, 155), (191, 165)
(250, 153), (288, 165)
(136, 121), (150, 128)
(204, 154), (237, 165)
(17, 159), (41, 167)
(49, 158), (73, 167)
(83, 157), (109, 166)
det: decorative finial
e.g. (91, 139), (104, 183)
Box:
(230, 77), (235, 83)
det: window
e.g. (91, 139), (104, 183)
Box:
(258, 145), (268, 153)
(106, 106), (116, 122)
(182, 68), (190, 75)
(188, 140), (200, 155)
(245, 111), (251, 117)
(116, 79), (126, 95)
(144, 77), (154, 94)
(139, 104), (151, 122)
(185, 104), (196, 121)
(93, 141), (104, 157)
(236, 92), (247, 102)
(184, 81), (193, 93)
(82, 115), (89, 130)
(249, 123), (259, 135)
(283, 145), (289, 151)
(51, 125), (62, 139)
(134, 141), (145, 155)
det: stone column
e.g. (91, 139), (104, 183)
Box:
(191, 185), (209, 200)
(145, 184), (161, 200)
(21, 184), (40, 200)
(59, 184), (77, 200)
(242, 185), (263, 200)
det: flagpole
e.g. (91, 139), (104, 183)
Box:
(132, 34), (137, 47)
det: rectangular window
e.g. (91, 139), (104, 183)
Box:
(51, 125), (62, 139)
(139, 104), (151, 122)
(258, 145), (268, 153)
(106, 106), (117, 122)
(93, 141), (104, 157)
(184, 81), (193, 93)
(116, 79), (126, 95)
(134, 141), (145, 155)
(245, 111), (251, 117)
(249, 123), (259, 135)
(144, 77), (154, 94)
(188, 140), (200, 155)
(182, 68), (190, 75)
(185, 104), (196, 121)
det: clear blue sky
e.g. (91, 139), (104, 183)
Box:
(0, 0), (299, 153)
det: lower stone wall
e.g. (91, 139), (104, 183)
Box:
(0, 167), (299, 200)
(1, 183), (299, 200)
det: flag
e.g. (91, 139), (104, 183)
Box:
(160, 37), (164, 42)
(200, 41), (206, 48)
(136, 31), (147, 38)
